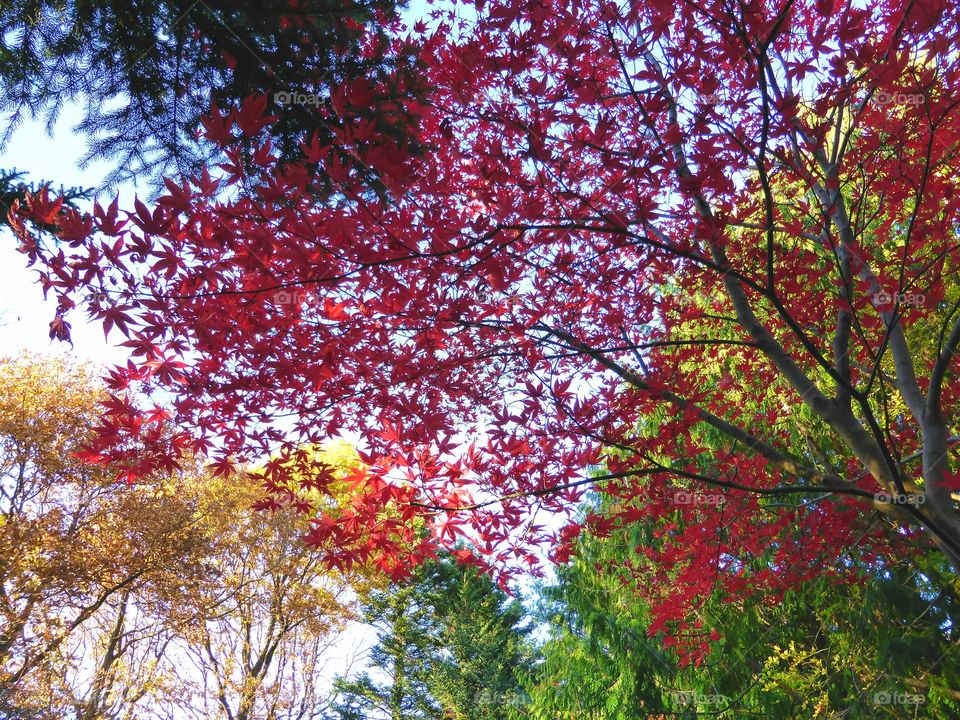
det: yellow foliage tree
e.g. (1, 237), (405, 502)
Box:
(161, 459), (372, 720)
(0, 355), (367, 720)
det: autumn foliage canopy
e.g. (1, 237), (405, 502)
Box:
(10, 0), (960, 657)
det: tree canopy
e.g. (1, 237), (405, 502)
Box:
(10, 0), (960, 658)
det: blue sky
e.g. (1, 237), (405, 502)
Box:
(0, 101), (139, 365)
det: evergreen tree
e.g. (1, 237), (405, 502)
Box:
(330, 555), (536, 720)
(521, 493), (960, 719)
(0, 0), (423, 190)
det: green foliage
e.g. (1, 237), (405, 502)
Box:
(520, 498), (960, 719)
(329, 555), (536, 720)
(517, 517), (670, 720)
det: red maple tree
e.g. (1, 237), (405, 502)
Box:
(10, 0), (960, 656)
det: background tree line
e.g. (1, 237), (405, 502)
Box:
(0, 354), (368, 719)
